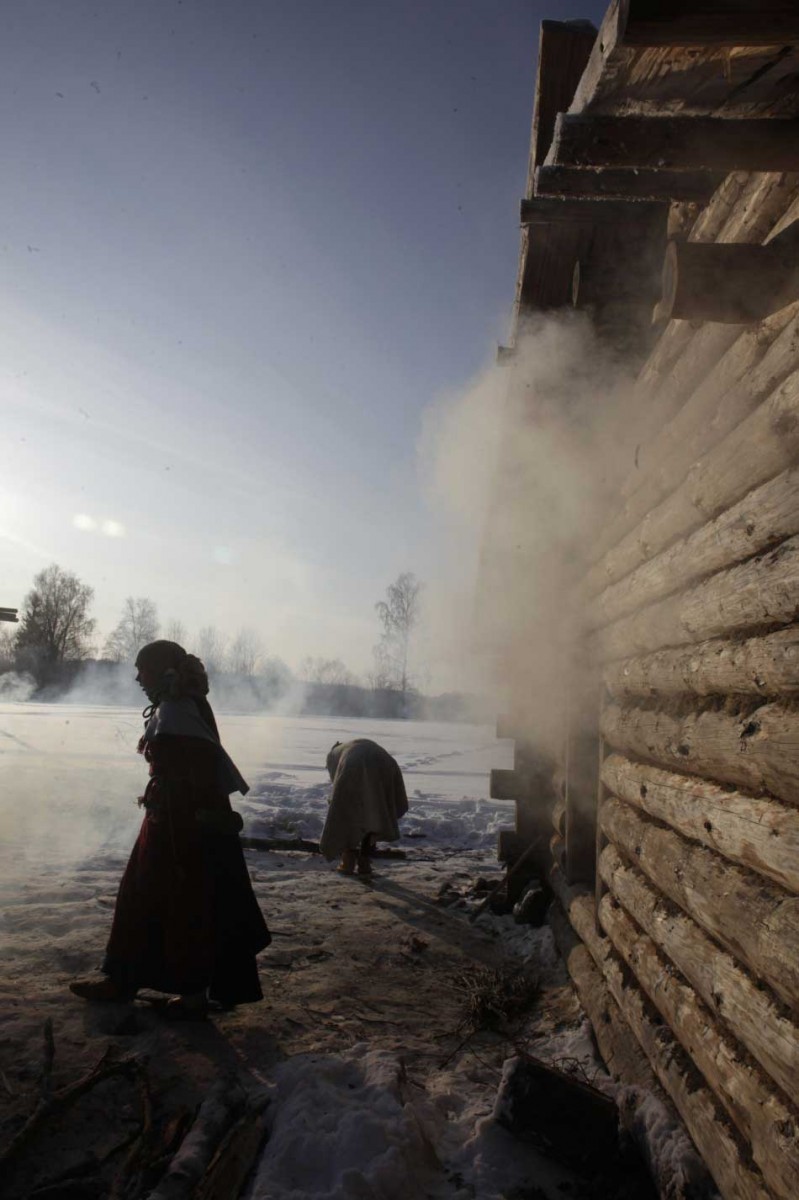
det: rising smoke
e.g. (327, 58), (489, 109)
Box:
(420, 311), (635, 750)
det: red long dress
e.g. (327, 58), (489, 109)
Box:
(103, 734), (270, 1004)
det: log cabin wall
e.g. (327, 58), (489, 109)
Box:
(488, 5), (799, 1197)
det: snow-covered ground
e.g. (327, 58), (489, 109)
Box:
(0, 703), (514, 868)
(0, 704), (700, 1199)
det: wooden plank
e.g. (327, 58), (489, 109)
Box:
(534, 165), (718, 203)
(530, 20), (597, 183)
(587, 361), (799, 599)
(548, 866), (773, 1200)
(623, 1), (799, 47)
(519, 195), (662, 224)
(603, 626), (799, 702)
(592, 533), (799, 664)
(588, 301), (799, 586)
(549, 114), (799, 173)
(599, 891), (799, 1200)
(601, 752), (799, 894)
(599, 794), (799, 1009)
(599, 842), (799, 1104)
(601, 698), (799, 811)
(588, 467), (799, 634)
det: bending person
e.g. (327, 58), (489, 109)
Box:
(320, 738), (408, 875)
(71, 640), (270, 1018)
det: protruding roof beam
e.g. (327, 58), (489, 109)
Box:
(622, 0), (799, 48)
(548, 114), (799, 173)
(534, 164), (719, 204)
(520, 196), (664, 225)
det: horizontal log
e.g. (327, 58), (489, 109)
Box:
(534, 165), (718, 203)
(592, 533), (799, 664)
(587, 305), (799, 595)
(590, 467), (799, 633)
(588, 362), (799, 601)
(519, 196), (662, 224)
(599, 843), (799, 1105)
(599, 795), (799, 1009)
(603, 626), (799, 702)
(599, 890), (799, 1200)
(621, 1), (799, 47)
(549, 115), (799, 174)
(600, 699), (799, 809)
(601, 752), (799, 893)
(548, 865), (772, 1200)
(660, 239), (799, 324)
(656, 6), (799, 47)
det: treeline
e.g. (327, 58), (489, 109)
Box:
(2, 564), (488, 722)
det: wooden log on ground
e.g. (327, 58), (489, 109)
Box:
(659, 238), (799, 324)
(145, 1080), (248, 1200)
(592, 532), (799, 664)
(601, 752), (799, 894)
(589, 469), (799, 637)
(587, 303), (799, 595)
(240, 835), (406, 860)
(620, 1), (799, 47)
(493, 1053), (623, 1173)
(599, 795), (799, 1010)
(194, 1098), (269, 1200)
(587, 363), (799, 603)
(599, 843), (799, 1105)
(548, 865), (773, 1200)
(598, 891), (799, 1200)
(534, 165), (718, 204)
(600, 697), (799, 812)
(603, 625), (799, 701)
(548, 115), (799, 174)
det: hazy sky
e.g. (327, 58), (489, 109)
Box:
(1, 0), (605, 684)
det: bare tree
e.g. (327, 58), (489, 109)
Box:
(0, 627), (17, 673)
(16, 564), (96, 667)
(104, 597), (160, 662)
(228, 628), (263, 678)
(300, 656), (356, 686)
(196, 625), (227, 675)
(374, 572), (422, 698)
(163, 618), (187, 646)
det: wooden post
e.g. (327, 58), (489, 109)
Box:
(548, 114), (799, 174)
(658, 239), (799, 323)
(535, 165), (719, 204)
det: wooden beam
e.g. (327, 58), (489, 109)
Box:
(591, 533), (799, 664)
(530, 20), (597, 178)
(659, 238), (799, 323)
(548, 867), (773, 1200)
(490, 768), (524, 801)
(601, 752), (799, 894)
(622, 1), (799, 48)
(535, 165), (718, 204)
(586, 361), (799, 604)
(600, 842), (799, 1105)
(549, 114), (799, 174)
(588, 467), (799, 635)
(603, 626), (799, 703)
(599, 891), (799, 1200)
(520, 195), (664, 224)
(599, 795), (799, 1010)
(600, 699), (799, 814)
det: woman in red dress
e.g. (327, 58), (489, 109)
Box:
(71, 641), (270, 1017)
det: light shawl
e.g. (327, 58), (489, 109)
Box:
(319, 738), (408, 861)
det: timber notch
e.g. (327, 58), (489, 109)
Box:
(483, 3), (799, 1199)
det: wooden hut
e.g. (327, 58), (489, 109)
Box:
(485, 4), (799, 1197)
